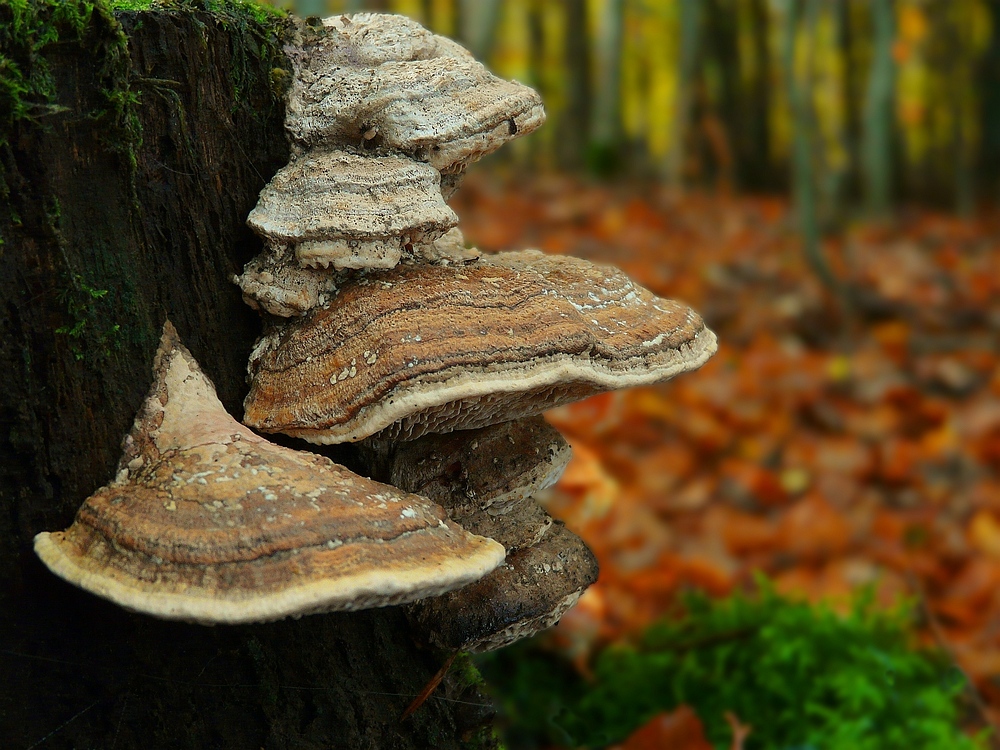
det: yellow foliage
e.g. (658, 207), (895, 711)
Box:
(268, 0), (992, 198)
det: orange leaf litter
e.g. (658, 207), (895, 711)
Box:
(454, 173), (1000, 725)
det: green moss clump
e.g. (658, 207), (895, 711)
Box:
(479, 585), (988, 750)
(0, 0), (137, 213)
(0, 0), (285, 154)
(108, 0), (285, 24)
(1, 1), (103, 126)
(204, 0), (285, 24)
(107, 1), (290, 121)
(0, 0), (132, 130)
(55, 271), (121, 361)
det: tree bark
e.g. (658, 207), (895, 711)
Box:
(0, 5), (495, 749)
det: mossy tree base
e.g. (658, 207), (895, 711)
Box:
(0, 5), (495, 748)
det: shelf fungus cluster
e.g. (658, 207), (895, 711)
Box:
(237, 11), (543, 279)
(36, 13), (717, 648)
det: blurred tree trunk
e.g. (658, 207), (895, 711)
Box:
(0, 5), (495, 749)
(980, 0), (1000, 204)
(837, 0), (861, 204)
(743, 0), (773, 190)
(861, 0), (896, 218)
(950, 0), (974, 217)
(666, 0), (702, 186)
(588, 0), (624, 175)
(526, 0), (546, 164)
(784, 0), (838, 294)
(294, 0), (328, 16)
(458, 0), (502, 63)
(558, 0), (591, 170)
(703, 0), (739, 189)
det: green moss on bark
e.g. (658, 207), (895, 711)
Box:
(0, 0), (288, 238)
(0, 0), (134, 234)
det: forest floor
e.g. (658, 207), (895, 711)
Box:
(452, 172), (1000, 744)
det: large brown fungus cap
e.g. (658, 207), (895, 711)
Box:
(285, 13), (545, 171)
(243, 250), (718, 444)
(246, 150), (458, 269)
(33, 323), (505, 624)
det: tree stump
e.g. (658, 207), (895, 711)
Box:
(0, 4), (495, 748)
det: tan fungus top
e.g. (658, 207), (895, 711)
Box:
(246, 150), (458, 270)
(33, 323), (504, 624)
(284, 13), (545, 171)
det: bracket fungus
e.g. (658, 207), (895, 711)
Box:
(362, 415), (571, 523)
(246, 150), (459, 270)
(234, 245), (339, 318)
(406, 522), (598, 653)
(360, 417), (597, 652)
(240, 11), (540, 281)
(226, 10), (715, 653)
(235, 228), (479, 319)
(243, 250), (718, 444)
(33, 323), (505, 624)
(285, 13), (545, 172)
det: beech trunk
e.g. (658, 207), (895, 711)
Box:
(0, 6), (495, 749)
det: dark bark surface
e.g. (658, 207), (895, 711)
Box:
(0, 6), (494, 748)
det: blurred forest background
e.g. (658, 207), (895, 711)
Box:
(263, 1), (1000, 747)
(272, 0), (1000, 216)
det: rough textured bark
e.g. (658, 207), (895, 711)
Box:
(0, 5), (495, 749)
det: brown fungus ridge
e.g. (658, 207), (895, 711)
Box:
(235, 228), (480, 318)
(233, 244), (340, 317)
(358, 417), (585, 650)
(243, 250), (718, 444)
(33, 323), (505, 625)
(284, 13), (545, 171)
(406, 521), (599, 652)
(362, 416), (571, 522)
(246, 150), (458, 270)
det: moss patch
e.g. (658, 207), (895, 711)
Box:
(0, 0), (286, 206)
(109, 0), (285, 25)
(480, 585), (989, 750)
(0, 1), (136, 221)
(111, 0), (291, 130)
